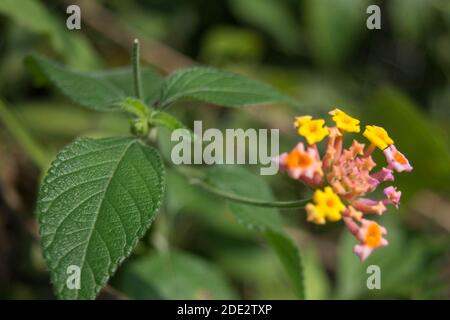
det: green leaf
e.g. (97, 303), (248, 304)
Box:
(150, 111), (189, 132)
(93, 68), (163, 105)
(205, 166), (305, 299)
(265, 230), (305, 299)
(159, 67), (293, 108)
(120, 250), (237, 299)
(302, 249), (331, 299)
(27, 55), (125, 111)
(27, 55), (162, 111)
(150, 112), (201, 145)
(38, 137), (165, 299)
(118, 98), (150, 119)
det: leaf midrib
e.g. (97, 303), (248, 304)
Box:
(71, 139), (136, 299)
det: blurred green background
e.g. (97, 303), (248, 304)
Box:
(0, 0), (449, 299)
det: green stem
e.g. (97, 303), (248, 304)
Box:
(188, 177), (310, 209)
(0, 100), (48, 170)
(132, 39), (142, 100)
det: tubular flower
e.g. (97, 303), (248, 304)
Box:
(371, 167), (394, 184)
(345, 218), (388, 261)
(383, 145), (413, 172)
(351, 198), (386, 215)
(276, 108), (412, 261)
(297, 118), (329, 145)
(306, 203), (326, 225)
(294, 116), (312, 128)
(363, 125), (394, 150)
(329, 108), (360, 132)
(383, 186), (401, 208)
(315, 187), (345, 221)
(274, 142), (322, 184)
(307, 187), (345, 224)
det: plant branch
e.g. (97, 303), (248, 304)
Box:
(0, 100), (49, 170)
(72, 0), (193, 74)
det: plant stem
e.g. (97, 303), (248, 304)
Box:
(132, 39), (143, 100)
(0, 100), (49, 170)
(188, 177), (310, 209)
(102, 285), (129, 300)
(171, 165), (310, 209)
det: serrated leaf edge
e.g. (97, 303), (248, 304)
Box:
(38, 137), (165, 299)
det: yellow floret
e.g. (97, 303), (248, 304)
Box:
(297, 118), (328, 145)
(363, 125), (394, 150)
(329, 108), (360, 133)
(306, 203), (326, 225)
(294, 116), (312, 128)
(313, 186), (345, 222)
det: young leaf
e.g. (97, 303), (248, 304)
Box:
(149, 111), (189, 132)
(204, 166), (305, 299)
(120, 250), (237, 299)
(38, 137), (165, 299)
(159, 67), (293, 108)
(27, 55), (162, 111)
(150, 111), (200, 143)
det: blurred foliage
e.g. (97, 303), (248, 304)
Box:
(0, 0), (449, 299)
(303, 0), (370, 66)
(0, 0), (100, 69)
(200, 26), (264, 64)
(228, 0), (302, 54)
(336, 214), (449, 299)
(364, 87), (450, 199)
(119, 250), (238, 299)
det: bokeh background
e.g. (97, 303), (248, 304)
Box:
(0, 0), (449, 299)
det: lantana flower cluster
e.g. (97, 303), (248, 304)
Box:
(274, 108), (412, 261)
